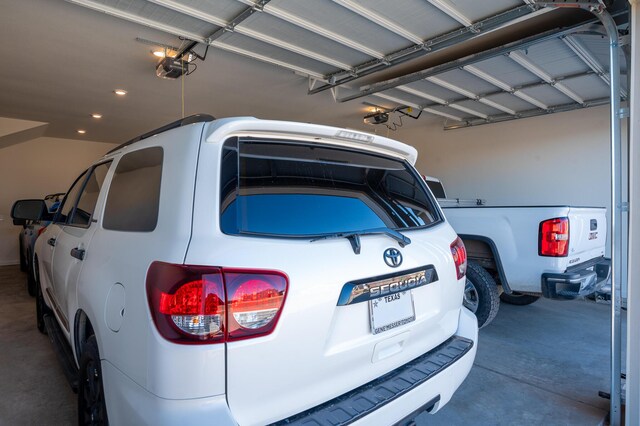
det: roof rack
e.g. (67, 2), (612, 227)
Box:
(107, 114), (215, 154)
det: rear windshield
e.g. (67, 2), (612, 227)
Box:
(220, 137), (441, 237)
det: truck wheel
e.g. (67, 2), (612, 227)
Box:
(463, 261), (500, 328)
(19, 238), (27, 272)
(78, 335), (109, 426)
(500, 292), (540, 306)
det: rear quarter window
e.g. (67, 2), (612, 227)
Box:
(103, 147), (163, 232)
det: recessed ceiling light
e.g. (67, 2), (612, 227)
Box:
(114, 89), (127, 96)
(91, 113), (102, 119)
(77, 129), (86, 134)
(153, 50), (166, 58)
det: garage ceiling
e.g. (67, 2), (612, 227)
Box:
(0, 0), (628, 143)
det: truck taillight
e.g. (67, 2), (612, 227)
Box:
(147, 262), (288, 344)
(539, 217), (569, 257)
(450, 237), (467, 280)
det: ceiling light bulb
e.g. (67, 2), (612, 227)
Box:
(153, 50), (166, 58)
(77, 130), (86, 134)
(91, 113), (102, 119)
(114, 89), (127, 96)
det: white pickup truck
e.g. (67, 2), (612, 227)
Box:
(424, 177), (610, 328)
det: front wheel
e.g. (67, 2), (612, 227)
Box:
(463, 260), (500, 328)
(500, 292), (540, 306)
(78, 336), (109, 426)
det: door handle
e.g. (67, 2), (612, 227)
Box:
(70, 248), (85, 261)
(47, 238), (56, 247)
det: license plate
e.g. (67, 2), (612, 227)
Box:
(369, 290), (416, 335)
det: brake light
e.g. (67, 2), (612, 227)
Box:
(159, 279), (225, 338)
(450, 237), (467, 280)
(147, 262), (288, 344)
(226, 272), (287, 340)
(539, 217), (569, 257)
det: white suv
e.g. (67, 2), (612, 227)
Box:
(12, 115), (477, 425)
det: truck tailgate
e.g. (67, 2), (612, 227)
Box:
(567, 207), (607, 264)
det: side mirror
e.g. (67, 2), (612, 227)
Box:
(11, 199), (47, 222)
(13, 218), (27, 227)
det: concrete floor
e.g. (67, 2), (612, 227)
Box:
(420, 293), (619, 426)
(0, 265), (620, 425)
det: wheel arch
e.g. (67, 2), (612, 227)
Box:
(74, 310), (95, 363)
(458, 234), (512, 294)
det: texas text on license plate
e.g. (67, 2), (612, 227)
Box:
(369, 290), (416, 334)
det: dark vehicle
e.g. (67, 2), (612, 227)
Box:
(15, 193), (63, 296)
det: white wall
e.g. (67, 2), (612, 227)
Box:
(390, 105), (614, 255)
(406, 105), (612, 209)
(0, 137), (115, 265)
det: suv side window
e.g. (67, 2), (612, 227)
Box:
(56, 171), (89, 224)
(69, 162), (112, 227)
(103, 147), (163, 232)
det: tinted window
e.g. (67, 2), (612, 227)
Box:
(56, 171), (88, 224)
(426, 180), (446, 199)
(69, 162), (112, 226)
(103, 147), (163, 232)
(220, 138), (440, 237)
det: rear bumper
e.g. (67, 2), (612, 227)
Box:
(102, 361), (236, 426)
(541, 257), (611, 300)
(102, 309), (477, 426)
(274, 308), (478, 426)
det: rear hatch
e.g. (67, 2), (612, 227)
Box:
(567, 207), (607, 266)
(189, 134), (465, 425)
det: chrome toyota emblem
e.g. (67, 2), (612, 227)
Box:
(383, 248), (402, 268)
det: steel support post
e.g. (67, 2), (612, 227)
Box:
(533, 2), (624, 425)
(626, 2), (639, 424)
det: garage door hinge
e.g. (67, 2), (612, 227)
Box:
(619, 202), (629, 212)
(617, 108), (629, 119)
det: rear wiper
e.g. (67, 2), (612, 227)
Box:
(310, 227), (411, 255)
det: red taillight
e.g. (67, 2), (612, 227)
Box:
(450, 237), (467, 280)
(147, 262), (288, 344)
(226, 272), (287, 341)
(539, 217), (569, 257)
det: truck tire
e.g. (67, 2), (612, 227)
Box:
(464, 260), (500, 328)
(78, 335), (109, 426)
(500, 292), (540, 306)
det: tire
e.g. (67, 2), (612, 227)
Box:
(463, 260), (500, 328)
(19, 238), (27, 272)
(500, 292), (540, 306)
(26, 251), (37, 297)
(78, 335), (109, 426)
(35, 259), (50, 334)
